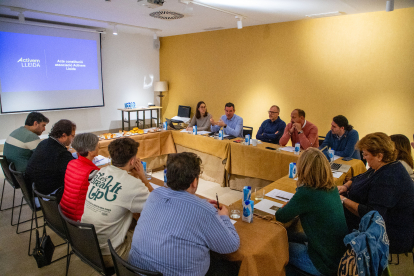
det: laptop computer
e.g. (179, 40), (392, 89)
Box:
(330, 163), (351, 173)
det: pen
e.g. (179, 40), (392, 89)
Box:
(276, 196), (289, 201)
(216, 193), (220, 210)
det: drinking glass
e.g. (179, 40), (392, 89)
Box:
(146, 168), (152, 180)
(255, 188), (265, 201)
(230, 206), (241, 219)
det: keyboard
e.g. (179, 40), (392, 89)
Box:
(331, 163), (342, 171)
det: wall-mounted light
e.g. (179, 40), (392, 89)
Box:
(236, 16), (242, 29)
(386, 0), (394, 12)
(113, 24), (118, 35)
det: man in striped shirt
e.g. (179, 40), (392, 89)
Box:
(129, 152), (240, 276)
(3, 112), (49, 172)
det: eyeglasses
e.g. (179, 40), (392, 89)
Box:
(268, 111), (279, 114)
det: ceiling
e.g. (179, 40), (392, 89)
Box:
(0, 0), (413, 37)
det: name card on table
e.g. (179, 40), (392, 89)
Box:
(265, 189), (294, 202)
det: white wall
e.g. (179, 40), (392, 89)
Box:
(0, 31), (160, 141)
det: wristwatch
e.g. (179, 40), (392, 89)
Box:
(341, 197), (346, 204)
(223, 125), (227, 128)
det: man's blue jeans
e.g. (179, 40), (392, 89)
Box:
(289, 242), (324, 276)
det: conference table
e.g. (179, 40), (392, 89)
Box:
(97, 129), (366, 276)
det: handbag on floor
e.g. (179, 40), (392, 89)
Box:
(32, 226), (55, 268)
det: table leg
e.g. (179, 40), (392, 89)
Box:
(136, 111), (139, 128)
(157, 108), (160, 127)
(128, 112), (131, 131)
(121, 111), (124, 131)
(143, 110), (146, 129)
(150, 110), (153, 128)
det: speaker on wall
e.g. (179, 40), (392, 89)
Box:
(153, 37), (160, 49)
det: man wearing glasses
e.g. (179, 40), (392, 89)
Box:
(256, 105), (286, 144)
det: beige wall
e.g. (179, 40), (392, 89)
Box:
(160, 8), (414, 143)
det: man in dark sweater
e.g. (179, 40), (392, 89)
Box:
(26, 119), (76, 196)
(319, 115), (360, 160)
(256, 105), (286, 144)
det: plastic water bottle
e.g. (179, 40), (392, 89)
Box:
(294, 142), (300, 155)
(163, 168), (167, 187)
(193, 125), (197, 135)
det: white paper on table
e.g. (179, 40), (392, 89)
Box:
(144, 128), (158, 134)
(332, 171), (344, 178)
(171, 116), (191, 123)
(265, 189), (294, 202)
(93, 155), (111, 166)
(332, 155), (341, 161)
(150, 183), (161, 190)
(230, 219), (237, 225)
(279, 146), (295, 152)
(197, 131), (211, 135)
(254, 199), (283, 215)
(180, 129), (190, 133)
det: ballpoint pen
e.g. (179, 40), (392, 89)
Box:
(216, 193), (220, 210)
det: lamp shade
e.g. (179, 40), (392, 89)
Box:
(154, 81), (168, 92)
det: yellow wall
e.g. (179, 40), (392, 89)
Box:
(160, 8), (414, 143)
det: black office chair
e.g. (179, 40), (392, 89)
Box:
(108, 239), (162, 276)
(171, 105), (191, 124)
(58, 205), (115, 276)
(318, 136), (325, 146)
(242, 126), (253, 138)
(9, 162), (43, 255)
(33, 184), (71, 269)
(0, 155), (26, 226)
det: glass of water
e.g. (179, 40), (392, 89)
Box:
(255, 188), (265, 201)
(146, 168), (152, 180)
(230, 206), (241, 219)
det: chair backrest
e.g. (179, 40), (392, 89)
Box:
(0, 155), (20, 189)
(9, 162), (35, 211)
(33, 184), (67, 240)
(58, 205), (108, 274)
(108, 239), (162, 276)
(318, 136), (325, 147)
(242, 126), (253, 138)
(177, 105), (191, 118)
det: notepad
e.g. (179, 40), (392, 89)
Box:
(93, 155), (111, 166)
(254, 199), (283, 215)
(265, 189), (294, 202)
(279, 146), (295, 152)
(332, 171), (344, 178)
(150, 183), (161, 189)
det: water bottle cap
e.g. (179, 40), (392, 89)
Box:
(244, 200), (250, 205)
(247, 186), (251, 190)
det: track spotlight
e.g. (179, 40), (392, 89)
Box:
(18, 12), (25, 23)
(236, 16), (242, 29)
(386, 0), (394, 12)
(113, 25), (118, 35)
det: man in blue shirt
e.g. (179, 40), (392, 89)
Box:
(319, 115), (360, 160)
(256, 105), (286, 144)
(210, 102), (243, 137)
(128, 152), (240, 276)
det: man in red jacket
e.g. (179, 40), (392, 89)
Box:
(60, 133), (100, 221)
(279, 109), (319, 150)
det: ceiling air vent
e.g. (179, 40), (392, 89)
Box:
(149, 10), (184, 20)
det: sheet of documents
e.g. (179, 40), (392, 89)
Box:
(332, 171), (344, 178)
(180, 129), (190, 133)
(93, 155), (111, 166)
(266, 189), (294, 202)
(230, 219), (237, 225)
(150, 182), (161, 190)
(254, 199), (283, 215)
(279, 146), (295, 152)
(197, 131), (211, 135)
(332, 155), (341, 161)
(171, 116), (191, 123)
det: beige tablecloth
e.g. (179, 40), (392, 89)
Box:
(98, 131), (176, 159)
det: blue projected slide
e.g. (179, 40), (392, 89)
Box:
(0, 31), (99, 93)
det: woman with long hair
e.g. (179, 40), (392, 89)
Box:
(276, 148), (348, 276)
(390, 134), (414, 180)
(186, 101), (212, 131)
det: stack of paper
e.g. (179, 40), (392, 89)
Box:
(265, 189), (294, 202)
(93, 155), (111, 166)
(279, 147), (295, 152)
(171, 116), (191, 123)
(254, 199), (283, 215)
(332, 171), (344, 178)
(150, 183), (161, 190)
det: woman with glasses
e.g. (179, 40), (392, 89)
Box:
(276, 148), (348, 276)
(186, 101), (212, 131)
(338, 132), (414, 254)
